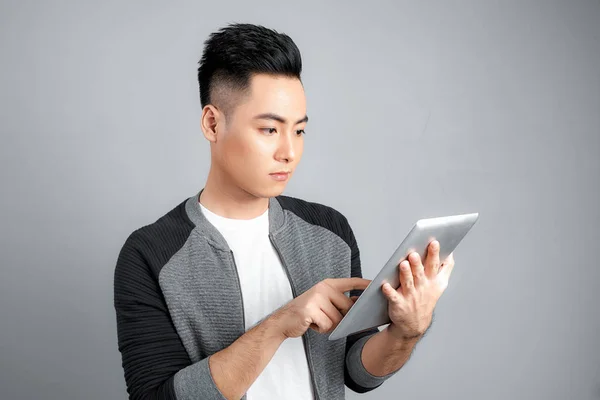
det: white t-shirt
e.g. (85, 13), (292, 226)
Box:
(200, 203), (315, 400)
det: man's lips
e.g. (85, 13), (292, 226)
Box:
(270, 171), (291, 181)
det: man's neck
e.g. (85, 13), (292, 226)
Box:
(199, 168), (269, 220)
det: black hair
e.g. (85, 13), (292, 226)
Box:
(197, 23), (302, 111)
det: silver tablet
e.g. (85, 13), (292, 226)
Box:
(328, 212), (479, 341)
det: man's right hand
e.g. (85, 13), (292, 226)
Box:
(270, 277), (371, 339)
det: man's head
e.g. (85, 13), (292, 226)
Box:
(198, 23), (307, 199)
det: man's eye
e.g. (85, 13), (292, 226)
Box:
(296, 129), (306, 135)
(261, 128), (277, 135)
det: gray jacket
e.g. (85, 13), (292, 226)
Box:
(114, 190), (397, 399)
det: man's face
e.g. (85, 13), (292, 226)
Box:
(209, 74), (307, 198)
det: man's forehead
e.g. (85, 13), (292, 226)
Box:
(248, 77), (305, 106)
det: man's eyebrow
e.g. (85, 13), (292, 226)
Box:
(253, 113), (309, 125)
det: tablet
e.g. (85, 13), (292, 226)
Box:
(328, 212), (479, 341)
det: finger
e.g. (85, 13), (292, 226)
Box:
(324, 277), (371, 293)
(350, 296), (359, 302)
(320, 301), (344, 329)
(399, 260), (415, 294)
(408, 252), (426, 286)
(324, 288), (355, 315)
(310, 309), (334, 334)
(382, 282), (403, 304)
(424, 240), (441, 277)
(444, 252), (455, 265)
(439, 253), (455, 280)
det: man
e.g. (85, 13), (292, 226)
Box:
(114, 23), (455, 400)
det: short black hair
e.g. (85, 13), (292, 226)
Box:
(197, 23), (302, 112)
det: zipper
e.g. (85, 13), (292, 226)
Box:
(229, 250), (246, 332)
(269, 234), (320, 400)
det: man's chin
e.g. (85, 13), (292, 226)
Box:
(252, 184), (287, 199)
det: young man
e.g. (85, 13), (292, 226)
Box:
(114, 23), (455, 400)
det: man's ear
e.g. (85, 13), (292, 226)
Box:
(201, 105), (222, 143)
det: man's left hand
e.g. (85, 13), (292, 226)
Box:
(381, 240), (455, 340)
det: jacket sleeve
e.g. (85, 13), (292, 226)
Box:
(342, 218), (398, 393)
(114, 232), (227, 400)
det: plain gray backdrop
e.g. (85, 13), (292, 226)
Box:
(1, 1), (599, 399)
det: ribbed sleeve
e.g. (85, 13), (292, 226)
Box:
(114, 230), (192, 399)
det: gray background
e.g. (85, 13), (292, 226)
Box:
(1, 0), (598, 399)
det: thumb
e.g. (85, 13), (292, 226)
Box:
(381, 282), (402, 303)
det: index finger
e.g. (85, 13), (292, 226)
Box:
(324, 277), (371, 293)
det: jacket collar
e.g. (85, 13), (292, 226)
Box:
(184, 189), (286, 251)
